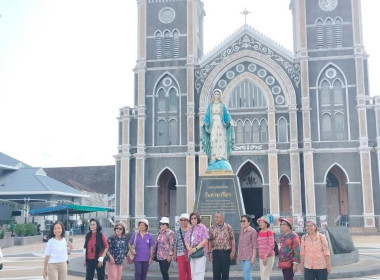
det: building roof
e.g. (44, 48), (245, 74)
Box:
(0, 167), (85, 197)
(44, 165), (115, 195)
(0, 152), (30, 170)
(199, 24), (294, 67)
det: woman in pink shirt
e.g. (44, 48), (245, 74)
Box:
(300, 221), (331, 280)
(256, 216), (275, 280)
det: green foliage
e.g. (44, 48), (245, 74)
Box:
(25, 223), (37, 236)
(14, 223), (37, 237)
(15, 224), (26, 237)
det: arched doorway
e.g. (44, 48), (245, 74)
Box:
(237, 161), (263, 225)
(157, 169), (177, 217)
(279, 176), (291, 216)
(325, 165), (348, 226)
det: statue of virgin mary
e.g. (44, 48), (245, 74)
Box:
(201, 89), (234, 172)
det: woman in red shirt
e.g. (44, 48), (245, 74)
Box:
(83, 218), (109, 280)
(256, 216), (275, 280)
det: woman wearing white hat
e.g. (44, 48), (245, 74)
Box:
(128, 219), (155, 280)
(174, 213), (191, 280)
(154, 217), (175, 280)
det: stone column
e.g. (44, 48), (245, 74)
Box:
(289, 106), (302, 217)
(352, 0), (375, 229)
(134, 0), (147, 225)
(186, 0), (197, 213)
(117, 107), (131, 229)
(267, 109), (279, 218)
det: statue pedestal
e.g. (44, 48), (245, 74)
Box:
(194, 173), (245, 231)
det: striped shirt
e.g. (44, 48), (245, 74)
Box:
(257, 229), (275, 259)
(174, 228), (189, 256)
(237, 226), (258, 261)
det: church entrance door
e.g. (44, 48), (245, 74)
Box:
(279, 176), (291, 216)
(158, 169), (177, 218)
(238, 162), (263, 227)
(326, 165), (348, 226)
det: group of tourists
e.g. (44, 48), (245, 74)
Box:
(42, 213), (331, 280)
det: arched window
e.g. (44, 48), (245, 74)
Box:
(244, 120), (251, 143)
(168, 88), (177, 112)
(335, 113), (345, 140)
(155, 31), (162, 59)
(278, 118), (288, 143)
(173, 30), (179, 58)
(321, 81), (330, 105)
(236, 121), (244, 144)
(252, 120), (260, 143)
(158, 120), (166, 145)
(158, 88), (166, 112)
(228, 79), (267, 108)
(164, 31), (171, 58)
(325, 19), (333, 48)
(335, 18), (343, 47)
(333, 80), (343, 105)
(260, 119), (268, 142)
(322, 114), (332, 140)
(168, 119), (178, 145)
(317, 19), (324, 48)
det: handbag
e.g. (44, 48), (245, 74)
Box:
(189, 227), (204, 259)
(179, 228), (189, 263)
(127, 231), (137, 264)
(278, 258), (293, 269)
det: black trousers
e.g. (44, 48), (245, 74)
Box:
(86, 259), (105, 280)
(158, 259), (171, 280)
(212, 249), (231, 280)
(304, 268), (328, 280)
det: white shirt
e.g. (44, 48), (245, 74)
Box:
(0, 247), (3, 263)
(44, 238), (68, 263)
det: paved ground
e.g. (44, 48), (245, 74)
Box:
(1, 234), (379, 280)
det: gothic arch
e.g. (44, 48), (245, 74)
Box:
(316, 63), (348, 87)
(236, 160), (265, 184)
(199, 50), (297, 111)
(152, 71), (182, 95)
(222, 72), (275, 109)
(278, 173), (291, 184)
(323, 163), (350, 183)
(156, 167), (178, 217)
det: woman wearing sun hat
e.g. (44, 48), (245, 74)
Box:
(278, 217), (300, 280)
(154, 217), (175, 280)
(300, 220), (331, 280)
(256, 215), (275, 280)
(128, 218), (155, 280)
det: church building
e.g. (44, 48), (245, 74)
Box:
(115, 0), (380, 231)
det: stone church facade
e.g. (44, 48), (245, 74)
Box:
(115, 0), (380, 230)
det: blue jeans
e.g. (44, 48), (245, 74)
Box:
(240, 260), (252, 280)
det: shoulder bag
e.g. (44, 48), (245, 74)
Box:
(189, 227), (204, 259)
(179, 228), (189, 262)
(127, 232), (137, 264)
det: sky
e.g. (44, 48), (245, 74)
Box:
(0, 0), (379, 168)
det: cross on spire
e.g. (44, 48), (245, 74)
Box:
(240, 8), (251, 25)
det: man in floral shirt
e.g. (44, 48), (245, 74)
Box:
(208, 212), (235, 280)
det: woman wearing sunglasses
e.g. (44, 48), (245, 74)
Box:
(83, 218), (109, 280)
(237, 215), (258, 280)
(106, 222), (128, 280)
